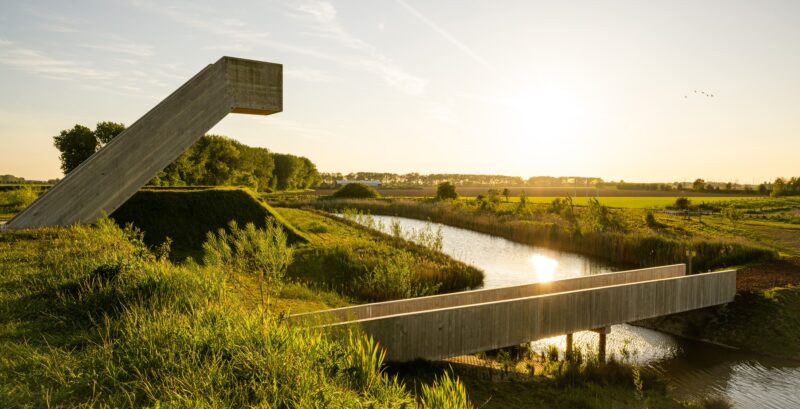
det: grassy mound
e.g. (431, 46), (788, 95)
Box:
(331, 183), (380, 199)
(111, 188), (308, 260)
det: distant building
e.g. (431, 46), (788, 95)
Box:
(336, 179), (382, 187)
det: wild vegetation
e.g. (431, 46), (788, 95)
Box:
(394, 343), (728, 409)
(297, 198), (778, 272)
(279, 207), (483, 302)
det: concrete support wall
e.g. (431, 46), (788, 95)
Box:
(328, 270), (735, 362)
(291, 265), (686, 324)
(7, 57), (281, 229)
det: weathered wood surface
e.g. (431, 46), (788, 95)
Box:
(320, 269), (736, 362)
(7, 56), (282, 229)
(292, 265), (686, 324)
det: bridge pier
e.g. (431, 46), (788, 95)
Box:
(591, 327), (611, 363)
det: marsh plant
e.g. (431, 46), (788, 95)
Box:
(203, 219), (293, 307)
(343, 208), (443, 252)
(358, 254), (441, 301)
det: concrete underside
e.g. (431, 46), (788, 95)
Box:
(293, 265), (737, 362)
(7, 56), (281, 229)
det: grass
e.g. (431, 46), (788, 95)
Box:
(297, 198), (777, 272)
(276, 207), (484, 302)
(110, 187), (308, 261)
(0, 220), (423, 406)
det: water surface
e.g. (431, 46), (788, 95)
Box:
(356, 214), (800, 408)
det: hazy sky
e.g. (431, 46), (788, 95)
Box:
(1, 0), (798, 183)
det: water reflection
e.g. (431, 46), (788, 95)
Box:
(530, 254), (557, 282)
(354, 215), (800, 408)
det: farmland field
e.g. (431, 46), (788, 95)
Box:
(307, 186), (758, 199)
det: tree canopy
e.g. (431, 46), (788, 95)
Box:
(52, 122), (319, 191)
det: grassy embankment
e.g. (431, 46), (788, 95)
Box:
(110, 187), (482, 304)
(295, 198), (777, 272)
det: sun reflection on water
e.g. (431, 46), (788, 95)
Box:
(530, 254), (558, 282)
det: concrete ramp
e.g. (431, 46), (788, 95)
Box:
(7, 56), (281, 229)
(294, 266), (736, 362)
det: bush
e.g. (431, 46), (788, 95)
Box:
(332, 183), (381, 199)
(203, 219), (293, 306)
(419, 371), (473, 409)
(435, 182), (458, 200)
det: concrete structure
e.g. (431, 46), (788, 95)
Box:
(293, 265), (736, 362)
(6, 56), (281, 229)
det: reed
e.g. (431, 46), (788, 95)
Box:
(302, 199), (777, 271)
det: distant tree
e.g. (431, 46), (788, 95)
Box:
(725, 182), (733, 191)
(502, 188), (511, 202)
(332, 183), (380, 199)
(771, 177), (786, 197)
(722, 206), (743, 227)
(435, 182), (459, 200)
(692, 179), (706, 192)
(758, 183), (768, 195)
(53, 122), (126, 174)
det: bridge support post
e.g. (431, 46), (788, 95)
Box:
(565, 333), (574, 360)
(591, 327), (611, 363)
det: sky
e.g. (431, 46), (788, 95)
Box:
(1, 0), (798, 183)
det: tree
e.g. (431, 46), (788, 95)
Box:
(692, 179), (706, 192)
(53, 122), (126, 174)
(435, 182), (458, 200)
(502, 188), (511, 202)
(771, 177), (786, 197)
(94, 121), (126, 144)
(53, 125), (98, 174)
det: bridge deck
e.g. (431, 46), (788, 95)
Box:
(293, 266), (736, 362)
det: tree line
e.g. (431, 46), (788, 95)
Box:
(52, 122), (320, 192)
(320, 173), (605, 188)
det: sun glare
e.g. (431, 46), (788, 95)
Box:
(530, 254), (558, 282)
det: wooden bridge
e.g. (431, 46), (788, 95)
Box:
(292, 264), (736, 362)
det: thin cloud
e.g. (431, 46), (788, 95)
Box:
(0, 39), (119, 81)
(285, 67), (337, 83)
(394, 0), (490, 69)
(286, 0), (427, 95)
(83, 41), (155, 58)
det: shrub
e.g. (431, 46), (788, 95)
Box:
(357, 254), (440, 301)
(674, 197), (691, 210)
(435, 182), (458, 200)
(332, 183), (380, 199)
(644, 211), (659, 228)
(203, 219), (293, 307)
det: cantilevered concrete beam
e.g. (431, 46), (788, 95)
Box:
(7, 56), (281, 229)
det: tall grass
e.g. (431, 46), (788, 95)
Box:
(0, 218), (467, 407)
(305, 199), (777, 271)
